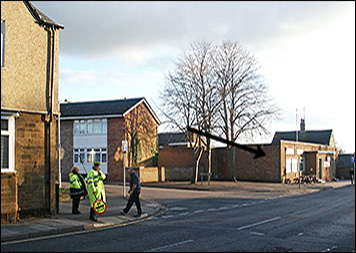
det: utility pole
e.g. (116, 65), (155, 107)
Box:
(122, 140), (128, 198)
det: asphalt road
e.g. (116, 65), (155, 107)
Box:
(2, 185), (355, 252)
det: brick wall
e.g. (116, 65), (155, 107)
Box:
(107, 117), (125, 181)
(60, 120), (73, 182)
(158, 147), (198, 168)
(15, 113), (57, 217)
(164, 167), (195, 181)
(1, 172), (18, 223)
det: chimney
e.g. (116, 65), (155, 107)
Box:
(300, 118), (305, 132)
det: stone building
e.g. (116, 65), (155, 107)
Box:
(60, 97), (160, 181)
(1, 1), (63, 223)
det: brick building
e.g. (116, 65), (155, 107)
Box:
(159, 120), (338, 183)
(60, 97), (160, 182)
(1, 1), (63, 223)
(336, 153), (355, 180)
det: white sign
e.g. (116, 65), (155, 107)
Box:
(122, 140), (128, 153)
(286, 148), (294, 155)
(324, 161), (330, 168)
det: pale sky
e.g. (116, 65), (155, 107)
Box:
(32, 1), (355, 153)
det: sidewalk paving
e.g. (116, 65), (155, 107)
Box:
(1, 183), (164, 243)
(1, 180), (352, 243)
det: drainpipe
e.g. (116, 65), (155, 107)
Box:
(43, 24), (56, 213)
(58, 104), (61, 187)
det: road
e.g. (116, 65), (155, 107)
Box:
(2, 185), (355, 252)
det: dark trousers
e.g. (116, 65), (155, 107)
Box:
(72, 195), (81, 213)
(124, 191), (142, 215)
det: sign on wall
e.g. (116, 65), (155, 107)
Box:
(122, 140), (128, 153)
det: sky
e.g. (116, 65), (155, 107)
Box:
(32, 1), (355, 153)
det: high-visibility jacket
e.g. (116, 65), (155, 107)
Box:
(87, 168), (106, 207)
(69, 172), (87, 197)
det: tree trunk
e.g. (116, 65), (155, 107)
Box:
(192, 149), (204, 184)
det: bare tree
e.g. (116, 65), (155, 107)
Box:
(161, 40), (279, 182)
(214, 41), (280, 180)
(160, 42), (219, 184)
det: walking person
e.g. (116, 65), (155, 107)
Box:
(69, 166), (87, 214)
(87, 161), (106, 222)
(350, 167), (354, 185)
(121, 168), (142, 217)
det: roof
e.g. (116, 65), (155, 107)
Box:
(60, 97), (160, 124)
(337, 154), (354, 169)
(24, 1), (64, 29)
(271, 130), (333, 146)
(158, 132), (188, 146)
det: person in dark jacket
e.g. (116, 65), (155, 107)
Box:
(350, 167), (354, 185)
(121, 168), (142, 217)
(69, 166), (87, 214)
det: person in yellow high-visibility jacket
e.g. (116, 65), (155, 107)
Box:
(69, 166), (87, 214)
(87, 161), (106, 221)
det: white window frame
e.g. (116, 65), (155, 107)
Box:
(73, 118), (107, 136)
(1, 20), (5, 68)
(1, 116), (15, 172)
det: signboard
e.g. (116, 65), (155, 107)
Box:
(93, 199), (107, 215)
(324, 161), (330, 168)
(352, 156), (355, 164)
(122, 140), (128, 153)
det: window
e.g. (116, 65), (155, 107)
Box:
(79, 120), (86, 134)
(93, 119), (101, 133)
(73, 118), (107, 135)
(102, 119), (107, 134)
(286, 158), (298, 173)
(101, 148), (107, 163)
(1, 116), (15, 172)
(94, 149), (100, 162)
(74, 120), (80, 134)
(1, 20), (4, 67)
(87, 149), (93, 163)
(87, 120), (93, 134)
(73, 147), (107, 165)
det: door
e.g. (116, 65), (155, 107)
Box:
(318, 158), (322, 179)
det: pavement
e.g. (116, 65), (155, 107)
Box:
(1, 179), (352, 244)
(1, 183), (165, 244)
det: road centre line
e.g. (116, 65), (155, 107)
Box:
(208, 208), (217, 211)
(237, 216), (282, 231)
(179, 212), (189, 216)
(145, 239), (194, 252)
(193, 210), (204, 214)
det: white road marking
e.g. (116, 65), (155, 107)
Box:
(193, 210), (204, 214)
(145, 239), (194, 252)
(170, 207), (188, 211)
(219, 206), (228, 210)
(208, 208), (217, 211)
(179, 212), (189, 216)
(250, 231), (265, 236)
(162, 215), (174, 218)
(242, 203), (249, 206)
(231, 204), (240, 208)
(237, 217), (282, 231)
(298, 232), (304, 237)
